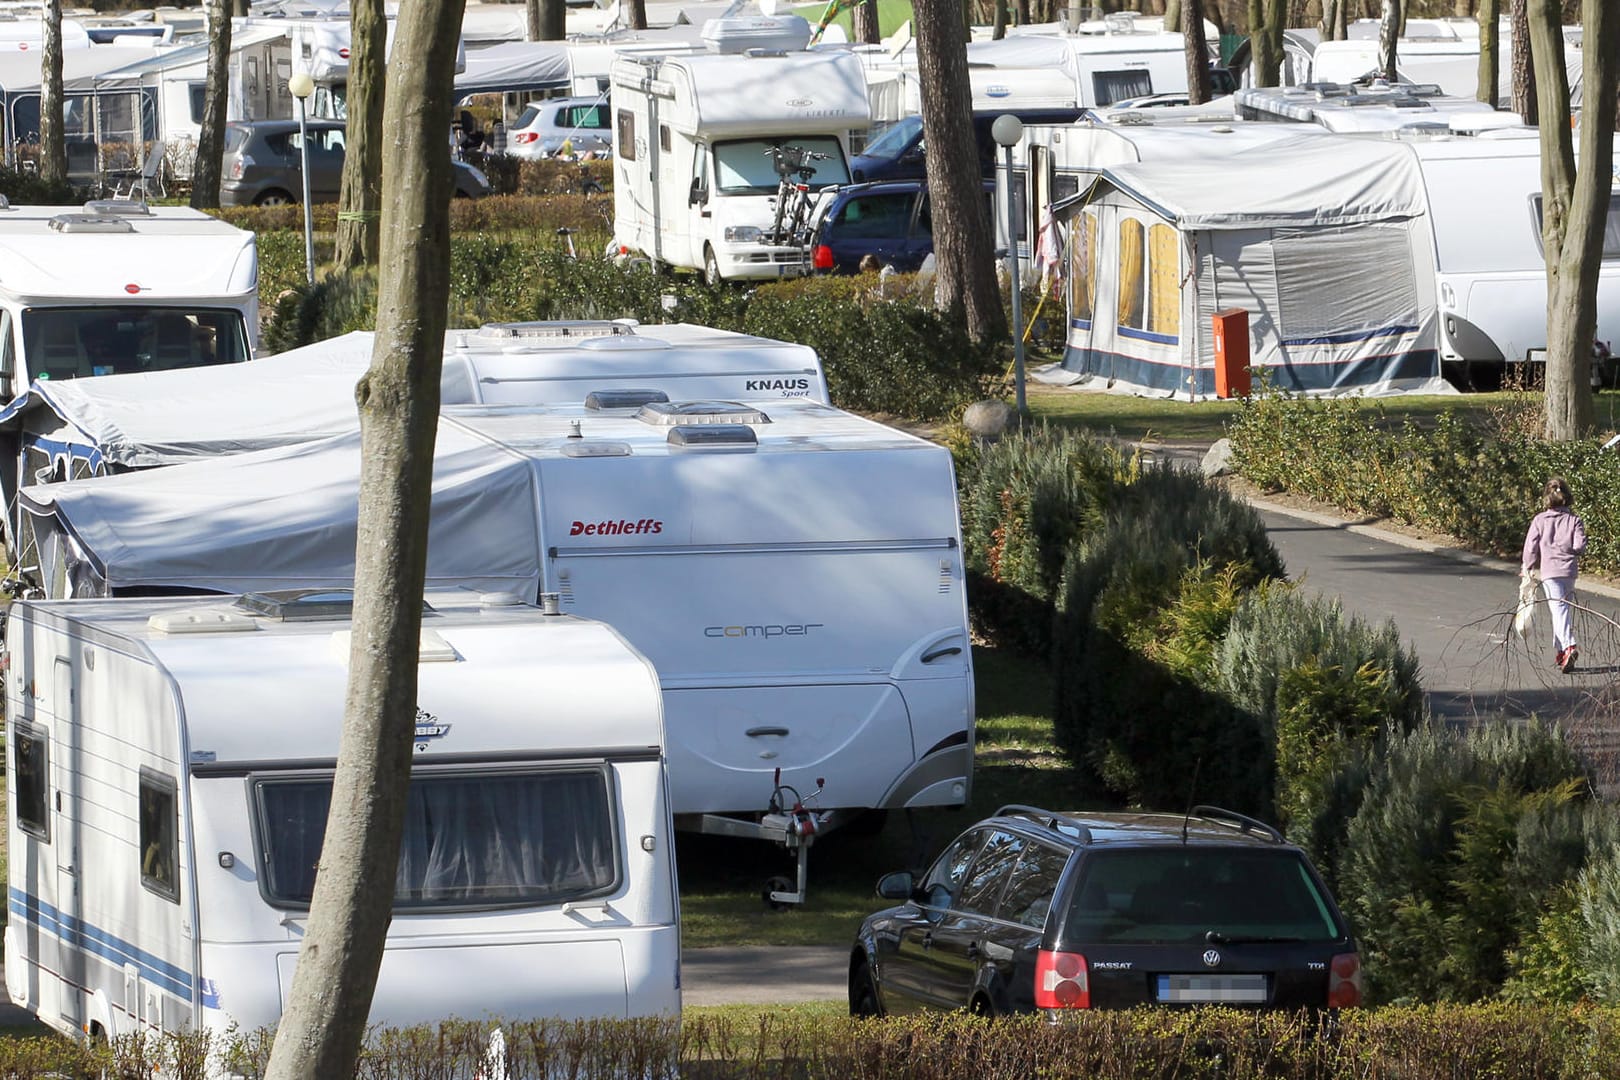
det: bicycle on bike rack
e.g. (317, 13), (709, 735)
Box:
(762, 144), (829, 249)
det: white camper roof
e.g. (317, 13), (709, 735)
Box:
(88, 24), (290, 84)
(17, 590), (663, 765)
(1032, 114), (1317, 171)
(1233, 82), (1507, 133)
(614, 47), (870, 137)
(0, 321), (827, 470)
(0, 204), (257, 304)
(23, 398), (952, 597)
(0, 44), (159, 91)
(1075, 132), (1426, 229)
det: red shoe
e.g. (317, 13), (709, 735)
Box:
(1562, 646), (1579, 674)
(1555, 647), (1568, 670)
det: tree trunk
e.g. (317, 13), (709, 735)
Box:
(526, 0), (539, 39)
(628, 0), (648, 30)
(232, 0), (248, 16)
(39, 0), (65, 184)
(853, 0), (881, 43)
(1015, 0), (1030, 25)
(1266, 0), (1286, 82)
(540, 0), (565, 39)
(1511, 0), (1537, 123)
(913, 0), (1006, 343)
(1165, 0), (1182, 33)
(992, 0), (1007, 39)
(258, 0), (463, 1073)
(1247, 0), (1281, 86)
(1184, 1), (1213, 102)
(333, 0), (386, 270)
(190, 0), (231, 209)
(1532, 0), (1616, 440)
(1378, 0), (1401, 81)
(1477, 0), (1500, 104)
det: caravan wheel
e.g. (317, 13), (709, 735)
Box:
(703, 245), (723, 287)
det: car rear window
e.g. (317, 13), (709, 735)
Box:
(1064, 848), (1344, 945)
(514, 105), (540, 129)
(223, 126), (249, 153)
(831, 192), (913, 239)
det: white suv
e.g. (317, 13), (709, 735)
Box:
(507, 96), (612, 160)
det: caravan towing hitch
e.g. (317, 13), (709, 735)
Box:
(759, 771), (827, 910)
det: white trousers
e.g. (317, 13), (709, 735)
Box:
(1542, 576), (1578, 652)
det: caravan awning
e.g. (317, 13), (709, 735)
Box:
(454, 40), (571, 99)
(1055, 133), (1427, 229)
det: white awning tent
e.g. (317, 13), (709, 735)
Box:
(454, 40), (572, 99)
(1055, 133), (1449, 398)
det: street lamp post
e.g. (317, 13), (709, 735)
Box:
(991, 113), (1026, 414)
(288, 71), (316, 286)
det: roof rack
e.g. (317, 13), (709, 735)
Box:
(996, 804), (1093, 844)
(1191, 805), (1284, 843)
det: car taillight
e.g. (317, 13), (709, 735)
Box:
(514, 132), (538, 144)
(1034, 949), (1089, 1009)
(1327, 952), (1362, 1008)
(812, 244), (833, 270)
(229, 154), (252, 180)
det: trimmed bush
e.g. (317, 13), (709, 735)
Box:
(1338, 721), (1600, 1004)
(0, 168), (75, 204)
(1052, 466), (1283, 814)
(959, 426), (1133, 653)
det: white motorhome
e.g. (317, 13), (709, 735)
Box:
(611, 39), (870, 283)
(0, 199), (258, 401)
(4, 588), (679, 1050)
(21, 398), (975, 900)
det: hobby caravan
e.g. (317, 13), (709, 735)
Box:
(20, 399), (975, 899)
(4, 589), (679, 1052)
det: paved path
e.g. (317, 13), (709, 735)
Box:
(681, 947), (846, 1008)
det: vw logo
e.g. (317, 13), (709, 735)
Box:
(1202, 949), (1222, 969)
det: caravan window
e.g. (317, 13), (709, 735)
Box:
(1092, 70), (1154, 107)
(1272, 224), (1418, 343)
(713, 136), (851, 195)
(253, 766), (620, 911)
(616, 109), (636, 161)
(13, 721), (49, 841)
(1117, 218), (1145, 328)
(140, 769), (180, 903)
(1069, 210), (1098, 326)
(1531, 193), (1620, 260)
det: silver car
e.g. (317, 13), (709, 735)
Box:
(505, 96), (612, 160)
(219, 119), (491, 206)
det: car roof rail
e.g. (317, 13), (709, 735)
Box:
(995, 804), (1093, 844)
(1190, 805), (1284, 843)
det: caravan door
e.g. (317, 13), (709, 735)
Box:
(52, 657), (84, 1032)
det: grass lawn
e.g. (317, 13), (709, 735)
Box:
(677, 644), (1086, 949)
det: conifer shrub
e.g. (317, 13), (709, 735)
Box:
(1338, 722), (1599, 1004)
(959, 425), (1134, 654)
(1052, 468), (1283, 813)
(1213, 587), (1423, 888)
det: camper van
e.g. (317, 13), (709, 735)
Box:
(0, 200), (258, 401)
(611, 43), (870, 283)
(4, 589), (679, 1050)
(19, 398), (975, 901)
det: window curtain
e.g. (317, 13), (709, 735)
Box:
(1148, 223), (1181, 338)
(1070, 211), (1097, 323)
(1117, 217), (1145, 329)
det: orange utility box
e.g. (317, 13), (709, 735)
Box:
(1212, 308), (1251, 399)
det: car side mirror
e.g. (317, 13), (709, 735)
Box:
(688, 177), (707, 206)
(876, 871), (915, 900)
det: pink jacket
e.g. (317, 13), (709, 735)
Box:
(1523, 507), (1587, 581)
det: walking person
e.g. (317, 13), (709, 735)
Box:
(1523, 476), (1588, 673)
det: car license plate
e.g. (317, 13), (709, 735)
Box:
(1156, 974), (1268, 1004)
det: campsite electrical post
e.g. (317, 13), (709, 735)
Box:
(992, 114), (1026, 413)
(289, 71), (316, 286)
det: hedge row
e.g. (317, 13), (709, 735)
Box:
(19, 1006), (1620, 1079)
(262, 249), (1001, 421)
(1225, 390), (1620, 575)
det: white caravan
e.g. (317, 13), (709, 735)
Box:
(0, 199), (258, 402)
(20, 399), (974, 897)
(0, 319), (827, 568)
(611, 43), (870, 282)
(1232, 82), (1521, 134)
(4, 589), (679, 1052)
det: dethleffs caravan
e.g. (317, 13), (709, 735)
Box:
(611, 41), (871, 283)
(20, 399), (974, 902)
(4, 589), (679, 1052)
(0, 319), (827, 578)
(0, 199), (258, 401)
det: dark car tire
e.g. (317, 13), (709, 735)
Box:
(703, 244), (723, 287)
(850, 958), (884, 1017)
(254, 189), (295, 207)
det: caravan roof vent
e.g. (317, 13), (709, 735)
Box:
(561, 440), (632, 457)
(235, 588), (361, 622)
(475, 320), (635, 341)
(587, 388), (669, 410)
(667, 424), (759, 450)
(147, 607), (261, 634)
(635, 400), (771, 426)
(48, 214), (134, 234)
(83, 197), (152, 216)
(329, 628), (459, 663)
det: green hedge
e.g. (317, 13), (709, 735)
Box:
(1226, 390), (1620, 574)
(22, 1007), (1620, 1079)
